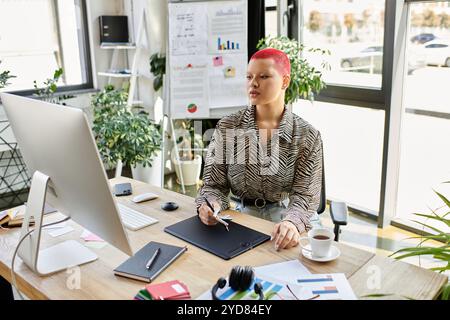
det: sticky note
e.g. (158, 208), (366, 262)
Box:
(48, 226), (74, 237)
(213, 56), (223, 67)
(224, 66), (236, 78)
(80, 229), (104, 242)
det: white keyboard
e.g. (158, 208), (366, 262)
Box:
(117, 203), (158, 231)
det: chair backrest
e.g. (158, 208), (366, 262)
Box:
(317, 148), (326, 215)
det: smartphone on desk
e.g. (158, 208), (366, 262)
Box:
(113, 183), (132, 196)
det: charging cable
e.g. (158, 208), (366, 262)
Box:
(10, 216), (71, 300)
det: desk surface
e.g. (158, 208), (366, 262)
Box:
(0, 177), (447, 300)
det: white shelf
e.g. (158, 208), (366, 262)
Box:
(100, 44), (136, 50)
(97, 72), (134, 78)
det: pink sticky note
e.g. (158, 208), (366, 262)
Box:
(213, 56), (223, 67)
(81, 230), (104, 242)
(84, 234), (104, 242)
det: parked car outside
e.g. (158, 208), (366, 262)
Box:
(410, 33), (437, 45)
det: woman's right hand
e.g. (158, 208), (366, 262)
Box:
(198, 201), (221, 226)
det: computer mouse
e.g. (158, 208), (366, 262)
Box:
(132, 192), (159, 203)
(161, 202), (179, 211)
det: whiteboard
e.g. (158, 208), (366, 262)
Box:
(167, 0), (248, 119)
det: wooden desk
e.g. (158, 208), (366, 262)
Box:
(0, 178), (447, 300)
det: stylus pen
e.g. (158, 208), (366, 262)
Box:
(146, 248), (160, 270)
(204, 197), (229, 232)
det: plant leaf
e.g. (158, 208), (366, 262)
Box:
(434, 190), (450, 210)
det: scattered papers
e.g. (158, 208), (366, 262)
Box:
(255, 260), (311, 282)
(197, 274), (316, 301)
(295, 273), (357, 300)
(197, 260), (357, 300)
(48, 226), (74, 238)
(42, 221), (67, 230)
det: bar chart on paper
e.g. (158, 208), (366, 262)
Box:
(295, 274), (357, 300)
(217, 37), (240, 51)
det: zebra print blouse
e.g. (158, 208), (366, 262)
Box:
(195, 105), (323, 234)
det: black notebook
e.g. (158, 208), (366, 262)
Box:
(164, 216), (271, 260)
(114, 241), (187, 283)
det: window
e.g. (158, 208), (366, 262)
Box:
(300, 0), (386, 90)
(394, 1), (450, 231)
(289, 0), (394, 220)
(0, 0), (92, 94)
(293, 101), (384, 214)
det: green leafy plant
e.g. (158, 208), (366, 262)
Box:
(0, 61), (15, 89)
(92, 84), (129, 111)
(390, 182), (450, 300)
(257, 36), (330, 104)
(149, 53), (166, 92)
(33, 68), (74, 104)
(92, 84), (129, 166)
(92, 85), (162, 168)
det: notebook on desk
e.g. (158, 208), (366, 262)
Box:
(164, 216), (271, 260)
(114, 241), (187, 283)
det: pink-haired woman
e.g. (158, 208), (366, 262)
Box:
(196, 48), (323, 251)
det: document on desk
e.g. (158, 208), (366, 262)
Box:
(197, 274), (317, 301)
(255, 260), (311, 283)
(295, 273), (357, 300)
(48, 226), (74, 238)
(255, 261), (356, 300)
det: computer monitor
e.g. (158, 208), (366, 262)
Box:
(0, 93), (133, 276)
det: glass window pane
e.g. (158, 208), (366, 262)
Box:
(396, 1), (450, 231)
(0, 0), (87, 92)
(293, 100), (385, 213)
(301, 0), (385, 89)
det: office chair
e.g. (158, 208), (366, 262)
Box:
(317, 150), (348, 242)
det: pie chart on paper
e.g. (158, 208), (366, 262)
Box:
(187, 103), (198, 114)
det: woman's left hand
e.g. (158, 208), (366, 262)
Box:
(271, 221), (300, 251)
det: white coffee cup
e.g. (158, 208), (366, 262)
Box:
(299, 228), (334, 258)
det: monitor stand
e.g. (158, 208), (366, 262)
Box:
(17, 171), (97, 276)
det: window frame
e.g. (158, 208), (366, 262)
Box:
(2, 0), (93, 97)
(290, 0), (396, 110)
(284, 0), (397, 227)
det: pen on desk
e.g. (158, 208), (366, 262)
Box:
(146, 248), (160, 270)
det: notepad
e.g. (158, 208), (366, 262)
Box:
(145, 280), (191, 300)
(114, 241), (187, 283)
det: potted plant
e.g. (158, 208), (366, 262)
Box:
(118, 110), (162, 185)
(33, 68), (74, 105)
(92, 85), (163, 185)
(390, 183), (450, 300)
(91, 84), (129, 173)
(171, 120), (204, 186)
(257, 36), (329, 105)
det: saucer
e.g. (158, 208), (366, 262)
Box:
(301, 244), (341, 262)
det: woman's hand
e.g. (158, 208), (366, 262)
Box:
(198, 201), (221, 226)
(271, 221), (300, 251)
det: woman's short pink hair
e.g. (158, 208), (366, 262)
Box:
(250, 48), (291, 76)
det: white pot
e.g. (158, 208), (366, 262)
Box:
(171, 151), (202, 186)
(131, 151), (162, 187)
